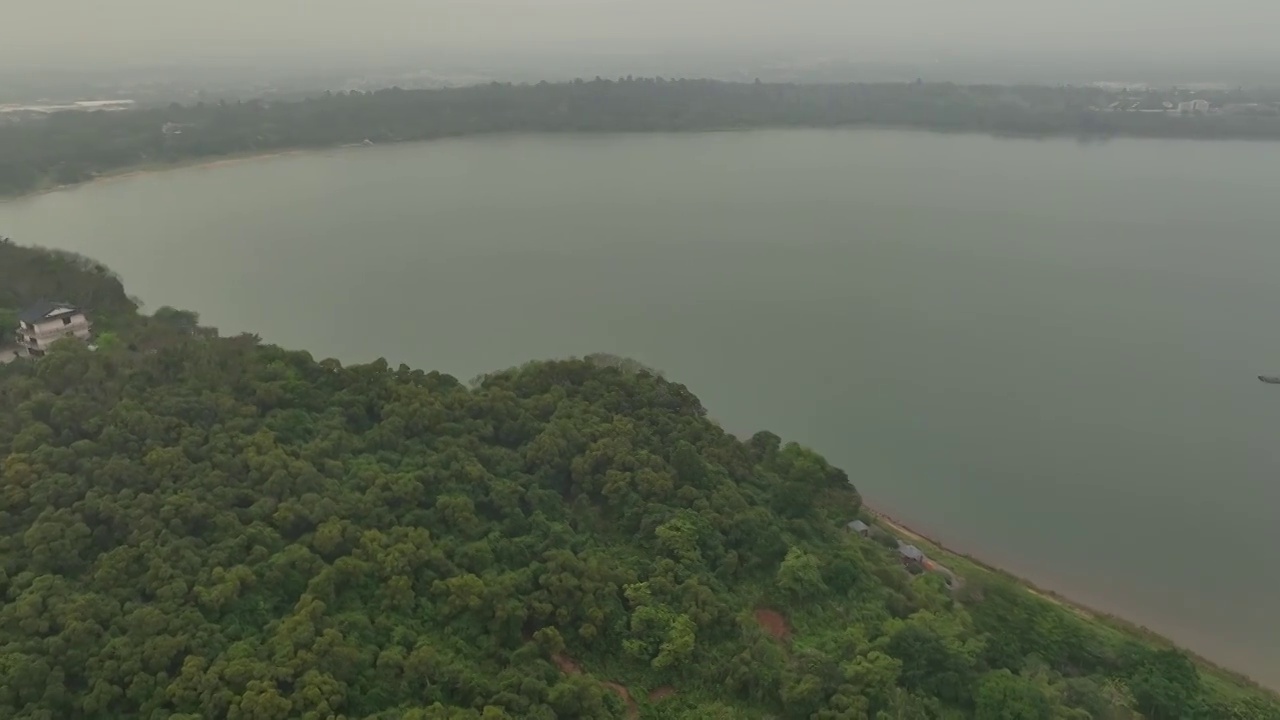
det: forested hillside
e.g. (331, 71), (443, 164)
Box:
(0, 237), (137, 344)
(4, 78), (1280, 196)
(0, 238), (200, 348)
(1, 244), (1279, 718)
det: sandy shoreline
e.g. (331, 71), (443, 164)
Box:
(2, 147), (333, 203)
(868, 505), (1136, 626)
(863, 504), (1277, 694)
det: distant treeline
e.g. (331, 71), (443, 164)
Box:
(4, 78), (1280, 196)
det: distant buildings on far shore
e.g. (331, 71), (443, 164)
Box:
(1100, 96), (1213, 114)
(1096, 92), (1280, 116)
(0, 99), (135, 121)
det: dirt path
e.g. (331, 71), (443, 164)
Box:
(552, 653), (638, 719)
(874, 512), (931, 547)
(922, 557), (964, 590)
(602, 681), (640, 719)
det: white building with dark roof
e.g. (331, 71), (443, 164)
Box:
(14, 301), (92, 357)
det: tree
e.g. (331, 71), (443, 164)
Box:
(841, 650), (902, 715)
(1128, 649), (1201, 720)
(0, 307), (16, 344)
(974, 670), (1056, 720)
(777, 547), (827, 599)
(151, 306), (201, 332)
(885, 613), (982, 706)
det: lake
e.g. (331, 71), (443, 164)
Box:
(2, 129), (1279, 686)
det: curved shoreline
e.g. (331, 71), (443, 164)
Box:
(7, 119), (1280, 205)
(863, 504), (1279, 695)
(1, 148), (324, 204)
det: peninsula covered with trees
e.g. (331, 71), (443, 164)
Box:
(2, 238), (1279, 719)
(3, 78), (1280, 196)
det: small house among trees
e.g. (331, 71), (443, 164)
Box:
(13, 301), (92, 357)
(898, 544), (926, 567)
(846, 520), (871, 537)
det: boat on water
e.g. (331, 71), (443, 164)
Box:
(1258, 375), (1280, 385)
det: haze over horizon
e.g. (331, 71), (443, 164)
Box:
(3, 0), (1278, 85)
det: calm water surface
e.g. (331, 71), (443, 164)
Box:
(3, 130), (1279, 686)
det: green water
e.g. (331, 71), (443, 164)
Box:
(3, 129), (1279, 686)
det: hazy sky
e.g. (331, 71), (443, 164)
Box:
(2, 0), (1276, 69)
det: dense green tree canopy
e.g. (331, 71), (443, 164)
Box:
(1, 244), (1278, 718)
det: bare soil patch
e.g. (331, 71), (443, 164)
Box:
(754, 608), (792, 641)
(551, 653), (583, 675)
(648, 685), (677, 701)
